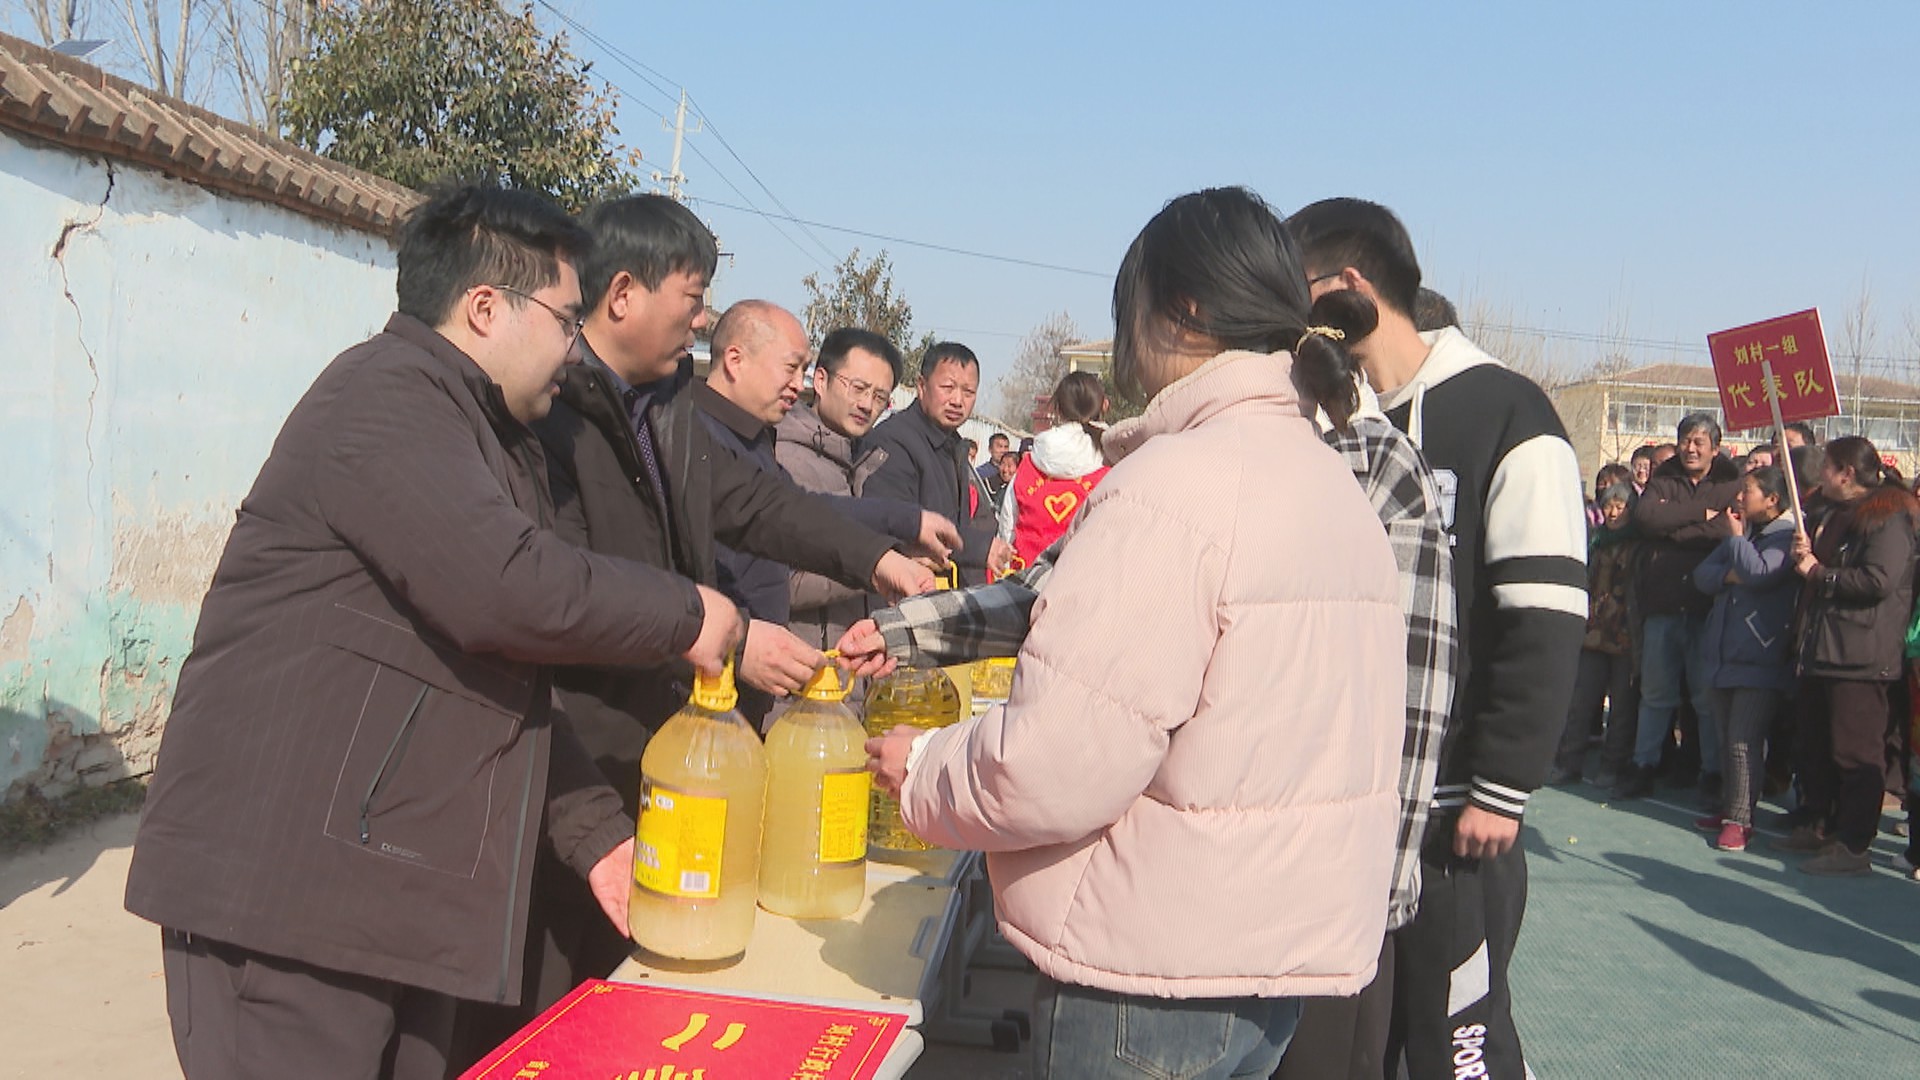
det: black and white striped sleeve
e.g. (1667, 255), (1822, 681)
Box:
(1470, 414), (1589, 818)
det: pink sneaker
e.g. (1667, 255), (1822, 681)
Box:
(1694, 814), (1724, 832)
(1714, 822), (1751, 852)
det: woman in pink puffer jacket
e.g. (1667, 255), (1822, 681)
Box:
(867, 188), (1406, 1078)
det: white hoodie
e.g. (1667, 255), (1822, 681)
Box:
(1378, 326), (1502, 447)
(998, 422), (1106, 543)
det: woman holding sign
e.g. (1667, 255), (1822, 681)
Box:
(1784, 436), (1918, 876)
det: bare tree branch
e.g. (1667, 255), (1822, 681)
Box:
(17, 0), (88, 43)
(1839, 275), (1877, 418)
(992, 311), (1080, 428)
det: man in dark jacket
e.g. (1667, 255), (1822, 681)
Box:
(864, 342), (1008, 585)
(778, 328), (906, 649)
(124, 185), (744, 1080)
(459, 195), (934, 1054)
(695, 301), (957, 722)
(1621, 412), (1743, 798)
(978, 432), (1012, 499)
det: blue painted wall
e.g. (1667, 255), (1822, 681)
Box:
(1, 133), (397, 798)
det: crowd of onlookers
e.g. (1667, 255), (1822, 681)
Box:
(1556, 416), (1920, 879)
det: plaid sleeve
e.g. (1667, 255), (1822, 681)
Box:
(1332, 420), (1460, 930)
(870, 541), (1060, 667)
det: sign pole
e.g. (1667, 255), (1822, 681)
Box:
(1762, 358), (1807, 536)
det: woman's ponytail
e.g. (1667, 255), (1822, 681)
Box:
(1049, 370), (1108, 451)
(1289, 289), (1378, 431)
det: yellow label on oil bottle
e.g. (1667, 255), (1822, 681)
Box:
(633, 782), (728, 899)
(818, 769), (871, 865)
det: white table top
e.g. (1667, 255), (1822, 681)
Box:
(609, 860), (964, 1027)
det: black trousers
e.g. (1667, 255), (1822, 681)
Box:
(1556, 648), (1637, 776)
(1797, 676), (1894, 852)
(1385, 837), (1529, 1080)
(1271, 933), (1395, 1080)
(161, 928), (455, 1080)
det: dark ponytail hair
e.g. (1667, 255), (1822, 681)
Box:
(1049, 370), (1107, 451)
(1291, 290), (1378, 430)
(1112, 186), (1378, 429)
(1823, 435), (1887, 489)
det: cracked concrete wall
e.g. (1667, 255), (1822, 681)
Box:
(1, 131), (399, 801)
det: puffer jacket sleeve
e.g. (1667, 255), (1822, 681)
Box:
(897, 486), (1225, 852)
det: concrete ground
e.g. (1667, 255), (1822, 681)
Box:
(4, 783), (1916, 1078)
(2, 813), (176, 1080)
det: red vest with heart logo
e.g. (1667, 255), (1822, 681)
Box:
(1010, 454), (1109, 565)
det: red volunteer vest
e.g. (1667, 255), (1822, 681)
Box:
(1010, 454), (1109, 566)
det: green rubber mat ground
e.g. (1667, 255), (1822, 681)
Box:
(1513, 782), (1920, 1078)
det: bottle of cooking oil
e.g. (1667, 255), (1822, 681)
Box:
(628, 660), (768, 962)
(863, 666), (965, 853)
(932, 565), (974, 716)
(969, 656), (1016, 714)
(759, 659), (869, 919)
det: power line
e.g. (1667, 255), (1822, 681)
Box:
(670, 136), (826, 272)
(533, 0), (677, 119)
(689, 199), (1112, 279)
(685, 92), (840, 266)
(527, 2), (829, 272)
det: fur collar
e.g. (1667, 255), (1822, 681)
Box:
(1842, 483), (1919, 534)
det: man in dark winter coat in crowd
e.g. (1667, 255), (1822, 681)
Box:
(1621, 412), (1743, 799)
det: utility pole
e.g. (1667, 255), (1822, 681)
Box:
(653, 89), (701, 201)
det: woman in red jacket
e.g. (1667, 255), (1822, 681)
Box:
(997, 370), (1111, 567)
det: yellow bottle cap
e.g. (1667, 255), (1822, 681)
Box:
(689, 658), (739, 712)
(801, 655), (850, 702)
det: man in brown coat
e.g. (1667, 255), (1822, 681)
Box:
(124, 185), (742, 1080)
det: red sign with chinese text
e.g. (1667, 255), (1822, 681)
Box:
(459, 980), (909, 1080)
(1706, 309), (1839, 431)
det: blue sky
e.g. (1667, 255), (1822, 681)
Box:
(9, 2), (1913, 393)
(555, 0), (1919, 391)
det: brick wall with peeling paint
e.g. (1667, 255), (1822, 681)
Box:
(1, 131), (398, 802)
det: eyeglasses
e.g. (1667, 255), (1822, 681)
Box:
(1308, 271), (1344, 288)
(829, 370), (893, 408)
(490, 284), (584, 341)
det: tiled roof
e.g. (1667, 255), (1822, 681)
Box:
(0, 31), (419, 234)
(1596, 362), (1920, 402)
